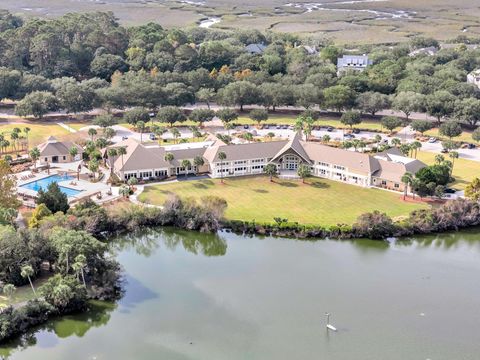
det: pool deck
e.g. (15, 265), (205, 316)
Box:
(15, 167), (116, 204)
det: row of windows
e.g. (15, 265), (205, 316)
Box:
(234, 167), (247, 172)
(333, 165), (345, 170)
(252, 165), (265, 170)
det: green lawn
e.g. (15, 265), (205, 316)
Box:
(139, 176), (428, 225)
(415, 151), (480, 190)
(0, 123), (71, 147)
(424, 128), (475, 143)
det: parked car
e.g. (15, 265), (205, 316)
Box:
(243, 125), (249, 129)
(352, 128), (360, 134)
(344, 134), (355, 139)
(444, 188), (456, 194)
(326, 126), (334, 132)
(288, 125), (294, 130)
(380, 139), (389, 144)
(440, 148), (448, 153)
(122, 136), (129, 140)
(149, 134), (157, 140)
(276, 125), (282, 129)
(281, 125), (288, 129)
(464, 143), (476, 149)
(428, 137), (437, 143)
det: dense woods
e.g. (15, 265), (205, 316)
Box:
(0, 10), (478, 131)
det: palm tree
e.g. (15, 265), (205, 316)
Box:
(29, 147), (40, 169)
(435, 154), (445, 165)
(23, 127), (30, 152)
(164, 152), (174, 163)
(10, 131), (19, 155)
(401, 172), (413, 200)
(107, 148), (118, 176)
(2, 283), (16, 301)
(218, 151), (226, 183)
(411, 141), (422, 158)
(322, 134), (331, 144)
(193, 155), (204, 175)
(374, 134), (382, 152)
(181, 159), (191, 177)
(152, 124), (167, 144)
(69, 146), (78, 162)
(170, 127), (181, 144)
(264, 163), (277, 182)
(127, 176), (138, 190)
(20, 265), (36, 296)
(303, 116), (315, 141)
(266, 132), (275, 141)
(136, 121), (146, 143)
(88, 127), (97, 141)
(117, 146), (127, 178)
(297, 164), (311, 184)
(89, 159), (99, 180)
(391, 137), (401, 147)
(448, 151), (459, 174)
(72, 254), (87, 288)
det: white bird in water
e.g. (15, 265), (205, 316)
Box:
(325, 312), (337, 332)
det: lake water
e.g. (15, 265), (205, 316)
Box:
(2, 228), (480, 359)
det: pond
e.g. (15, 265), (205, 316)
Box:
(2, 228), (480, 359)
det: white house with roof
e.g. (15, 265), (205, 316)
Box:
(337, 55), (373, 75)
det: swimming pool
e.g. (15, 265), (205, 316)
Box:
(20, 175), (83, 197)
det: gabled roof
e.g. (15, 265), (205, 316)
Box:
(271, 132), (311, 164)
(206, 140), (288, 163)
(245, 43), (266, 54)
(107, 138), (169, 172)
(169, 147), (207, 166)
(301, 141), (379, 175)
(38, 139), (83, 157)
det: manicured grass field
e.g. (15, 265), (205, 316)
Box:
(415, 151), (480, 190)
(0, 123), (71, 147)
(139, 176), (428, 225)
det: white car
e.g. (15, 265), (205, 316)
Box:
(428, 137), (437, 143)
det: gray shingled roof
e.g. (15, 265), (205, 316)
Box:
(271, 132), (312, 164)
(301, 141), (379, 175)
(207, 140), (288, 163)
(38, 139), (83, 157)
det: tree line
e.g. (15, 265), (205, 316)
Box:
(0, 11), (479, 132)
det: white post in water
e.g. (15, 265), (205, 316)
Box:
(325, 312), (337, 332)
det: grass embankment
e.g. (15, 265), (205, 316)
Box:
(139, 176), (428, 225)
(415, 151), (480, 190)
(0, 277), (49, 309)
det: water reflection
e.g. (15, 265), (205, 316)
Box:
(115, 227), (228, 257)
(0, 301), (116, 359)
(119, 274), (158, 313)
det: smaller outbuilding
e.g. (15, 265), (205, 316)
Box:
(37, 136), (83, 165)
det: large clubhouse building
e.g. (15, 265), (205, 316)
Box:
(104, 132), (426, 192)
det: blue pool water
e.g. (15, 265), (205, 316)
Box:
(20, 175), (83, 197)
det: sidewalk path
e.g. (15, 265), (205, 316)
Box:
(57, 122), (77, 133)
